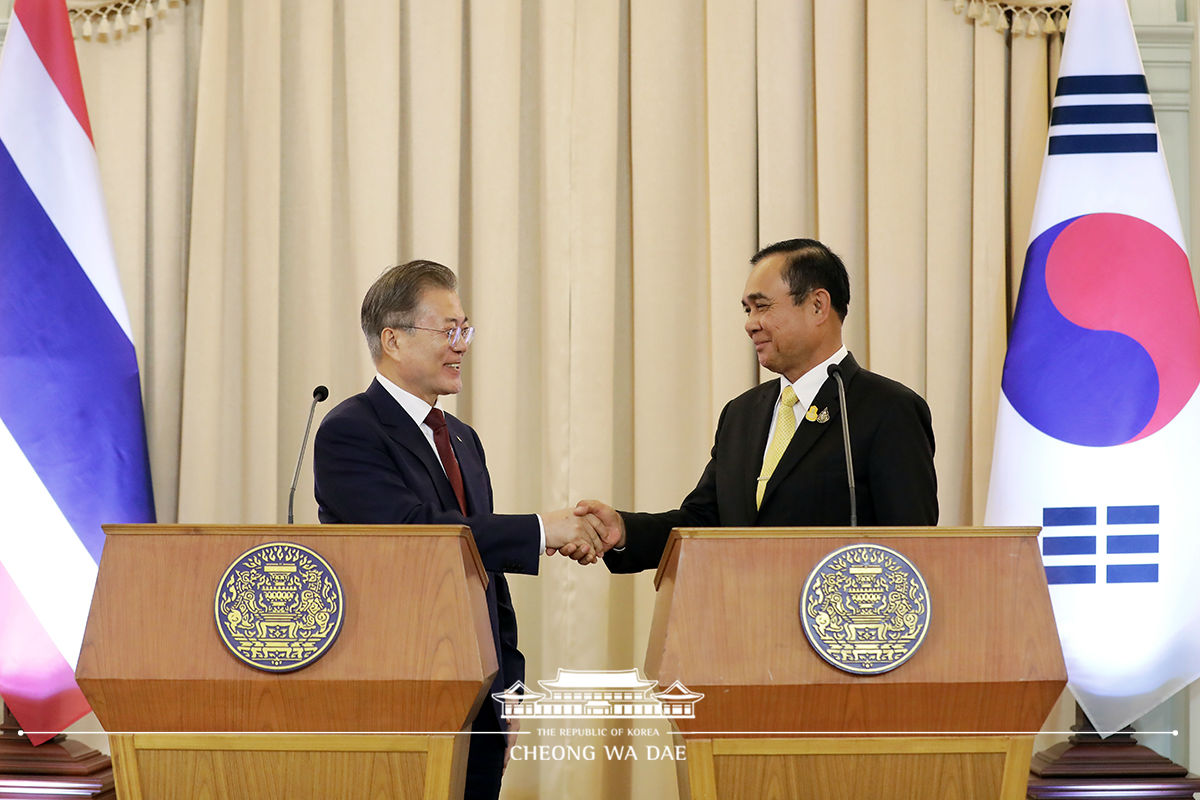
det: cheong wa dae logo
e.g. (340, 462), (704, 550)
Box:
(492, 668), (704, 719)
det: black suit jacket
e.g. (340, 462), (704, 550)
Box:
(313, 379), (539, 732)
(606, 353), (938, 572)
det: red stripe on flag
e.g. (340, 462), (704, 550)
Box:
(12, 0), (93, 142)
(0, 561), (90, 745)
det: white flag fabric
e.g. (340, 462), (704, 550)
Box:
(0, 0), (154, 742)
(985, 0), (1200, 733)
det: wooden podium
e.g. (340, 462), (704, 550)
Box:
(645, 527), (1067, 800)
(75, 524), (498, 800)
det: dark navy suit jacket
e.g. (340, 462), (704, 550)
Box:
(606, 353), (939, 572)
(313, 379), (540, 734)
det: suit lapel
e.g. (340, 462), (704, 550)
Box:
(737, 382), (779, 520)
(758, 353), (860, 513)
(445, 415), (487, 515)
(365, 380), (461, 512)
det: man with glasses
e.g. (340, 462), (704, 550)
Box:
(314, 260), (603, 799)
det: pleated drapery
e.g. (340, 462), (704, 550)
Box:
(64, 0), (1187, 795)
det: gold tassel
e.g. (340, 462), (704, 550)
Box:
(1011, 11), (1026, 35)
(1028, 13), (1041, 35)
(67, 0), (182, 42)
(967, 0), (982, 20)
(1058, 11), (1068, 33)
(1042, 12), (1056, 34)
(953, 0), (966, 13)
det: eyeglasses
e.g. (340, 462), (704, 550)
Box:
(398, 325), (475, 347)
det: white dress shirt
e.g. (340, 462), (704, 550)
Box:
(761, 345), (849, 464)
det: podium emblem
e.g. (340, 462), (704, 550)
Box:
(799, 543), (930, 675)
(214, 542), (345, 672)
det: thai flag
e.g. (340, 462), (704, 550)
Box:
(0, 0), (154, 743)
(986, 0), (1200, 733)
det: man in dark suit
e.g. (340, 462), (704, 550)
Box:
(571, 238), (938, 572)
(313, 260), (602, 799)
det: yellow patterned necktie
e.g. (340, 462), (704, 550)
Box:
(756, 385), (799, 509)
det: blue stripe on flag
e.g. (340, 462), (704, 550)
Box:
(1107, 505), (1159, 524)
(1048, 134), (1157, 155)
(1043, 506), (1096, 526)
(1106, 535), (1159, 554)
(1050, 104), (1155, 125)
(1055, 74), (1149, 95)
(1043, 536), (1096, 556)
(0, 139), (154, 563)
(1107, 564), (1158, 583)
(1045, 565), (1096, 585)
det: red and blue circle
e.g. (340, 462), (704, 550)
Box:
(1002, 213), (1200, 446)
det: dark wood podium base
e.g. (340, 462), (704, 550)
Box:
(0, 708), (114, 799)
(1027, 707), (1200, 799)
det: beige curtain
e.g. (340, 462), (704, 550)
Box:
(75, 0), (200, 526)
(72, 0), (1085, 796)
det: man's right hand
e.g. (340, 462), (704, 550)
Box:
(542, 507), (603, 564)
(571, 499), (625, 552)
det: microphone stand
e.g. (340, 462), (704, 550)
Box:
(827, 364), (856, 527)
(288, 385), (329, 524)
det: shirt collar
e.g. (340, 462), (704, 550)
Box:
(376, 372), (437, 428)
(781, 345), (849, 409)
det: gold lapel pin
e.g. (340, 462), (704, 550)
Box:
(805, 405), (819, 422)
(816, 408), (830, 424)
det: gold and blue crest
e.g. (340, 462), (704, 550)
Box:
(800, 543), (930, 675)
(214, 542), (344, 672)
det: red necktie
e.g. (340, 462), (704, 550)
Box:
(424, 408), (467, 514)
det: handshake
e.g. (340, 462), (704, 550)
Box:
(542, 500), (627, 565)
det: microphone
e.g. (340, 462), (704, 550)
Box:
(827, 364), (857, 527)
(288, 385), (329, 524)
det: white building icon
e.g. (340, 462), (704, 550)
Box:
(492, 668), (704, 719)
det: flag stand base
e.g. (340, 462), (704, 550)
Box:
(1027, 705), (1200, 799)
(0, 706), (114, 799)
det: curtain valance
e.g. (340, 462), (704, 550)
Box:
(67, 0), (184, 41)
(952, 0), (1071, 35)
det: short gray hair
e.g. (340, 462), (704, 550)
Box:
(360, 260), (457, 361)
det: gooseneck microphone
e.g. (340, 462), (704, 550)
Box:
(288, 385), (329, 524)
(827, 364), (857, 527)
